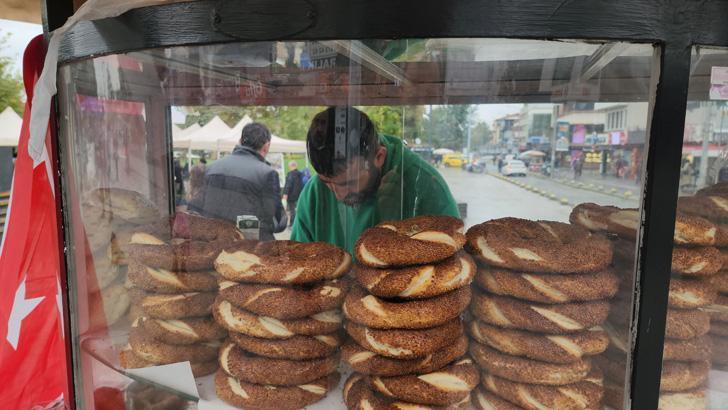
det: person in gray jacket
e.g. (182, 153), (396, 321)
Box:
(189, 122), (286, 240)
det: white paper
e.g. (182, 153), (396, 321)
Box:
(125, 361), (199, 399)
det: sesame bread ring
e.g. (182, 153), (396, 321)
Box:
(666, 308), (711, 339)
(345, 319), (463, 360)
(343, 374), (471, 410)
(128, 325), (219, 364)
(469, 321), (609, 364)
(127, 217), (241, 272)
(671, 247), (723, 276)
(215, 240), (352, 284)
(369, 358), (479, 406)
(663, 335), (712, 362)
(571, 202), (718, 246)
(475, 268), (619, 304)
(355, 215), (466, 268)
(218, 341), (338, 385)
(471, 291), (610, 334)
(127, 260), (218, 294)
(669, 278), (717, 309)
(708, 271), (728, 293)
(481, 369), (604, 410)
(129, 289), (215, 319)
(215, 370), (339, 410)
(92, 253), (121, 290)
(82, 187), (160, 225)
(703, 294), (728, 322)
(679, 195), (728, 223)
(100, 282), (130, 326)
(228, 331), (343, 360)
(342, 334), (468, 377)
(470, 342), (591, 386)
(465, 218), (612, 274)
(218, 279), (349, 320)
(710, 320), (728, 337)
(472, 386), (520, 410)
(343, 285), (471, 330)
(137, 316), (226, 345)
(712, 334), (728, 365)
(213, 297), (342, 338)
(119, 347), (218, 377)
(660, 360), (709, 392)
(659, 388), (707, 410)
(354, 252), (475, 299)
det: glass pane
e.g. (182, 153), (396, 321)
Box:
(57, 38), (657, 409)
(668, 46), (728, 410)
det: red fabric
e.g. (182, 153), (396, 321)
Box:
(0, 35), (70, 409)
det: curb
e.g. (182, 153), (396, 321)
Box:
(488, 172), (574, 208)
(531, 173), (639, 200)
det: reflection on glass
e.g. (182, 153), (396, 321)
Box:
(666, 47), (728, 410)
(57, 39), (656, 408)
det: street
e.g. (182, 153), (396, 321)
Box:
(439, 167), (640, 228)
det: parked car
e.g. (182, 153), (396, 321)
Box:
(501, 160), (527, 176)
(443, 153), (465, 167)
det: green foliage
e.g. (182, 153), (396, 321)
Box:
(184, 106), (324, 140)
(421, 105), (475, 150)
(184, 105), (426, 143)
(470, 121), (492, 150)
(0, 31), (24, 115)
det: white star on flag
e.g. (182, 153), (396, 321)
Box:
(7, 276), (45, 350)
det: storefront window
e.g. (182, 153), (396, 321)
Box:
(57, 38), (656, 408)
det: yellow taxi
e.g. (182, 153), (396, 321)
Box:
(442, 153), (465, 167)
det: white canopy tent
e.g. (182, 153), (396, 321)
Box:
(215, 115), (253, 152)
(172, 123), (200, 150)
(0, 107), (22, 147)
(187, 116), (232, 151)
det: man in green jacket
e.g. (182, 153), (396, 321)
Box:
(291, 107), (459, 253)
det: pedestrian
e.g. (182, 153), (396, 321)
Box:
(290, 106), (459, 253)
(301, 167), (312, 185)
(188, 123), (286, 240)
(282, 160), (304, 229)
(188, 157), (207, 205)
(173, 158), (185, 205)
(497, 156), (504, 172)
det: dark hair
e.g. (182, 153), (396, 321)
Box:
(306, 107), (379, 177)
(200, 158), (207, 164)
(240, 122), (272, 150)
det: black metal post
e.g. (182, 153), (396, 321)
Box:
(630, 42), (692, 409)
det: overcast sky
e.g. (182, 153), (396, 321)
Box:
(1, 19), (43, 72)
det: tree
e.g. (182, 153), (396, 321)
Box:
(183, 106), (323, 140)
(421, 105), (475, 150)
(0, 31), (24, 115)
(470, 121), (492, 150)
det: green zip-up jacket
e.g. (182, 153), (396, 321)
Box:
(290, 135), (459, 254)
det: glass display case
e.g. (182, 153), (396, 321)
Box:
(46, 1), (728, 409)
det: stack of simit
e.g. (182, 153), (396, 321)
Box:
(212, 240), (352, 409)
(571, 203), (718, 410)
(81, 187), (160, 327)
(465, 217), (617, 410)
(119, 212), (239, 377)
(342, 215), (479, 409)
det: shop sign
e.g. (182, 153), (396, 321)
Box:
(571, 124), (586, 144)
(610, 131), (627, 145)
(556, 121), (570, 139)
(710, 66), (728, 100)
(555, 136), (569, 152)
(302, 43), (340, 70)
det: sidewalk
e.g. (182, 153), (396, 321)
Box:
(535, 168), (641, 199)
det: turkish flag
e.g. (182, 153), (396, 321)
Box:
(0, 36), (70, 409)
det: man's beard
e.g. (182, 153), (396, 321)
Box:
(342, 168), (382, 206)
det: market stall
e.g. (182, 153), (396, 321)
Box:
(15, 0), (728, 409)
